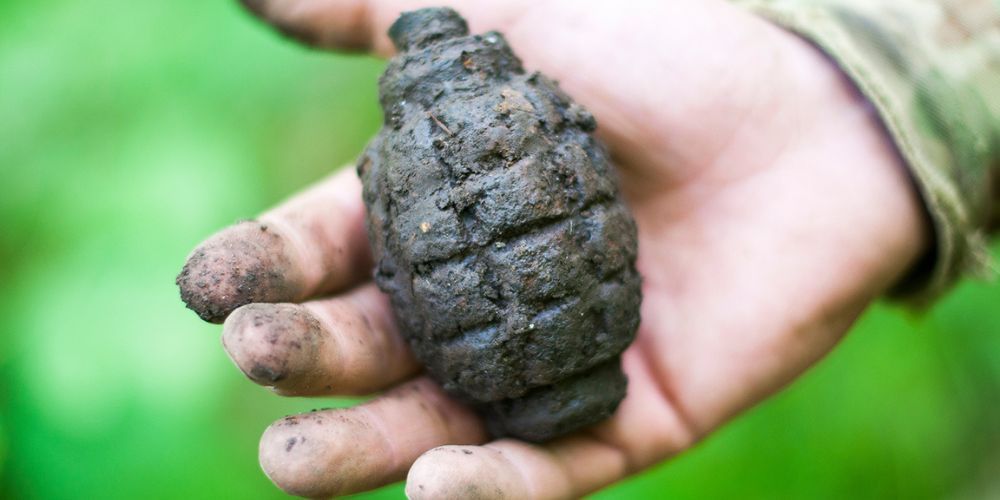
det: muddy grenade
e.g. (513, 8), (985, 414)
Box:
(358, 7), (642, 442)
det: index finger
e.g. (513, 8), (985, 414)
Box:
(177, 167), (372, 323)
(235, 0), (775, 194)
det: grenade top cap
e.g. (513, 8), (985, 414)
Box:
(388, 7), (470, 51)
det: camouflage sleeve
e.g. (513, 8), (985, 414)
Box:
(734, 0), (1000, 305)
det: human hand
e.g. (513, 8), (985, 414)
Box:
(177, 0), (929, 497)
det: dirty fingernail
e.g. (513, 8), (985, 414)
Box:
(176, 220), (302, 323)
(406, 446), (523, 500)
(260, 410), (394, 498)
(222, 303), (324, 391)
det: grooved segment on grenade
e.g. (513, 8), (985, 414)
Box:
(361, 7), (642, 442)
(422, 261), (639, 404)
(483, 358), (628, 442)
(411, 256), (501, 340)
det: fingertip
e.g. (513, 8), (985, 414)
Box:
(406, 446), (527, 500)
(259, 414), (340, 498)
(259, 410), (396, 498)
(222, 303), (323, 390)
(237, 0), (377, 51)
(176, 220), (303, 323)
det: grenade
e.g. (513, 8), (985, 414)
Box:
(358, 7), (642, 442)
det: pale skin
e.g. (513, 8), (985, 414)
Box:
(181, 0), (930, 497)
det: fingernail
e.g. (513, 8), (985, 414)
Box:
(260, 410), (383, 498)
(260, 414), (330, 498)
(222, 303), (323, 390)
(176, 220), (302, 323)
(406, 446), (520, 500)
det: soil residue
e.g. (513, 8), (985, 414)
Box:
(176, 220), (299, 323)
(359, 8), (642, 441)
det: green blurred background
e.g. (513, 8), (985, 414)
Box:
(1, 0), (998, 498)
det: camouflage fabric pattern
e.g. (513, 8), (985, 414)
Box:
(736, 0), (1000, 304)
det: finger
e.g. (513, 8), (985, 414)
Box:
(406, 348), (697, 499)
(177, 168), (371, 323)
(239, 0), (532, 56)
(405, 438), (623, 500)
(236, 0), (770, 189)
(222, 283), (418, 396)
(259, 377), (488, 498)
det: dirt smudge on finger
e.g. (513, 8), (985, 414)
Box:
(223, 303), (323, 390)
(177, 220), (300, 323)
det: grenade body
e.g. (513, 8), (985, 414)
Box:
(358, 8), (642, 442)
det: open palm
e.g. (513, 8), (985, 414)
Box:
(178, 0), (928, 497)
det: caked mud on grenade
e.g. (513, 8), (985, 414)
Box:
(358, 7), (642, 442)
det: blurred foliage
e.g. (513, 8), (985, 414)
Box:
(0, 0), (998, 498)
